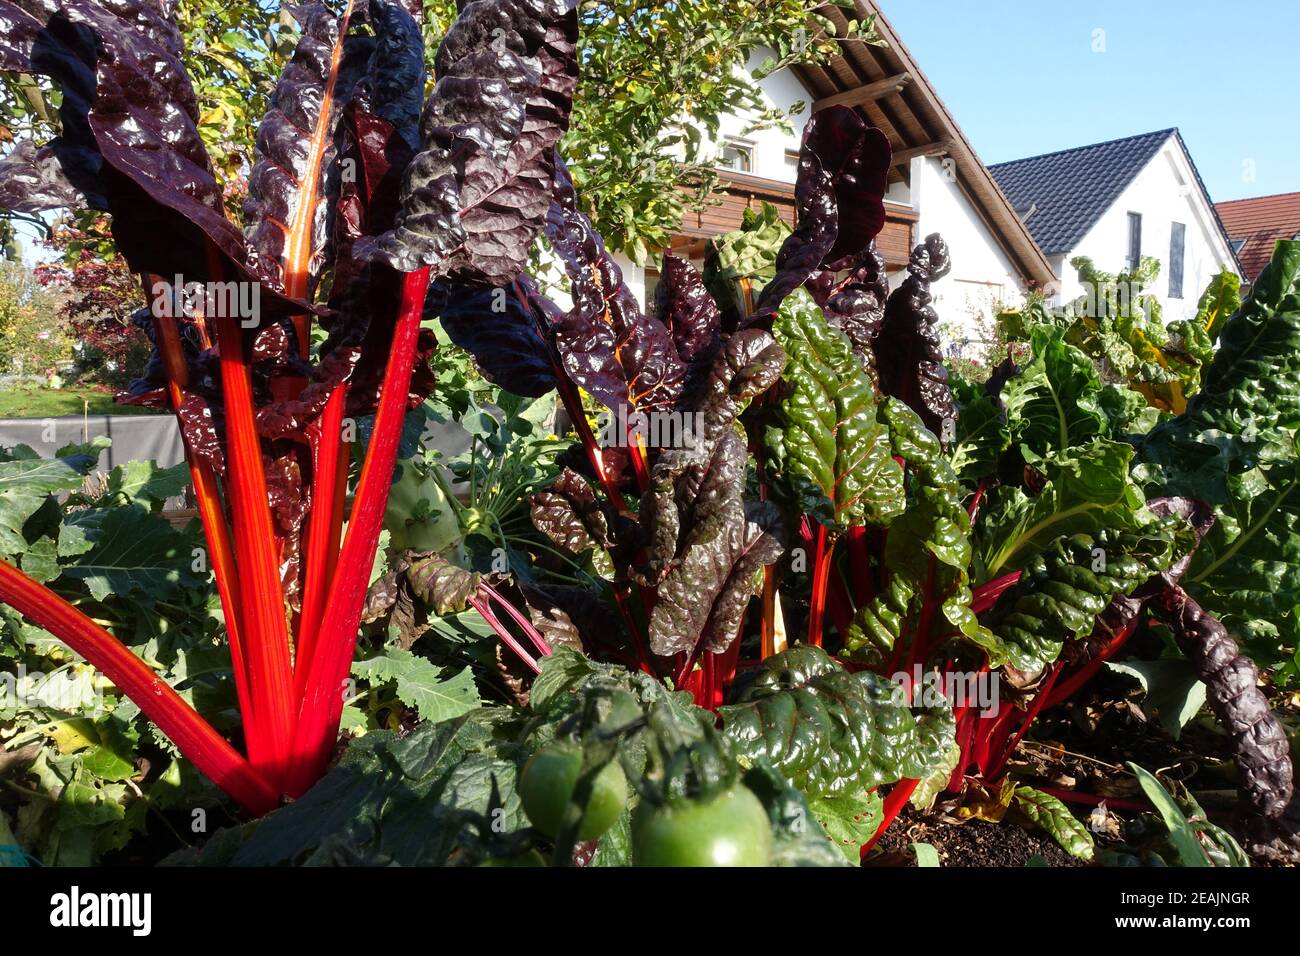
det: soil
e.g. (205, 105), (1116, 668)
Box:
(864, 668), (1300, 868)
(870, 805), (1082, 867)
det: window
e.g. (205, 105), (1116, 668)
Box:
(1126, 212), (1142, 272)
(719, 140), (753, 173)
(1169, 222), (1186, 299)
(783, 149), (800, 180)
(1231, 238), (1246, 254)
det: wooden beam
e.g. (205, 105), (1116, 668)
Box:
(812, 72), (911, 112)
(891, 141), (953, 167)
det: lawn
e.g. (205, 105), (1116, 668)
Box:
(0, 384), (162, 418)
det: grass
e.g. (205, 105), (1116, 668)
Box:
(0, 384), (163, 418)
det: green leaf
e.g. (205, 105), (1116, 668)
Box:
(1195, 270), (1243, 345)
(1127, 763), (1211, 867)
(768, 289), (905, 531)
(20, 536), (59, 583)
(1106, 658), (1206, 740)
(1003, 325), (1108, 459)
(1012, 785), (1094, 860)
(530, 645), (600, 712)
(977, 440), (1148, 578)
(979, 524), (1183, 672)
(845, 399), (991, 663)
(912, 842), (941, 867)
(807, 790), (882, 862)
(721, 645), (954, 797)
(0, 444), (101, 556)
(58, 506), (202, 603)
(352, 650), (480, 724)
(106, 460), (190, 507)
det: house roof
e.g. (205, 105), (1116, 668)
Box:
(789, 1), (1056, 287)
(988, 130), (1175, 255)
(1215, 191), (1300, 281)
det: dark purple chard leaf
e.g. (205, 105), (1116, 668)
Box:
(427, 275), (559, 397)
(356, 0), (425, 150)
(360, 0), (578, 283)
(1155, 586), (1294, 821)
(243, 1), (383, 296)
(656, 254), (723, 373)
(749, 106), (891, 326)
(530, 467), (613, 555)
(649, 499), (783, 657)
(407, 552), (483, 615)
(520, 582), (624, 659)
(873, 234), (957, 439)
(546, 158), (686, 415)
(808, 246), (889, 381)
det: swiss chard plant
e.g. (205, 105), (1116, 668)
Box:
(0, 0), (580, 812)
(1, 0), (1295, 868)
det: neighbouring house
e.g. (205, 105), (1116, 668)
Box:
(989, 129), (1240, 323)
(1215, 192), (1300, 285)
(611, 0), (1056, 349)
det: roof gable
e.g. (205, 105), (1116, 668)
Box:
(988, 130), (1174, 255)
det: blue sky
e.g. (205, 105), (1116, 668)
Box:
(880, 0), (1300, 202)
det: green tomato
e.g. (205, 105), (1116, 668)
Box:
(519, 743), (626, 841)
(631, 785), (773, 867)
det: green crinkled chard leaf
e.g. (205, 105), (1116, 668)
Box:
(978, 524), (1184, 673)
(767, 289), (905, 531)
(702, 202), (791, 327)
(1195, 270), (1243, 345)
(720, 645), (955, 798)
(950, 390), (1010, 485)
(1176, 457), (1300, 663)
(845, 399), (992, 664)
(977, 440), (1148, 579)
(530, 467), (612, 556)
(1012, 786), (1094, 861)
(1134, 243), (1300, 667)
(1002, 325), (1107, 460)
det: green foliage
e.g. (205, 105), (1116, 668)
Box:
(1011, 786), (1094, 861)
(720, 645), (955, 797)
(0, 261), (70, 378)
(1138, 241), (1300, 680)
(767, 289), (905, 531)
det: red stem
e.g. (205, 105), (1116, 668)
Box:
(212, 311), (298, 788)
(970, 571), (1022, 615)
(1044, 619), (1141, 709)
(477, 581), (552, 658)
(983, 661), (1064, 781)
(861, 777), (920, 857)
(807, 524), (833, 647)
(296, 384), (348, 690)
(1034, 786), (1152, 813)
(289, 266), (431, 796)
(0, 561), (278, 815)
(469, 596), (540, 675)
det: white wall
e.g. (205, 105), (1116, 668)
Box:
(1053, 137), (1237, 323)
(910, 155), (1029, 346)
(697, 49), (811, 183)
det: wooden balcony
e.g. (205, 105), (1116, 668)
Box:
(672, 170), (918, 270)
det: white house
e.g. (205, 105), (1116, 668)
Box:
(610, 0), (1056, 346)
(989, 129), (1240, 322)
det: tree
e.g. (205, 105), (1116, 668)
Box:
(2, 0), (878, 265)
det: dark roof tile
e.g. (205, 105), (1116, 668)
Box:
(988, 130), (1175, 255)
